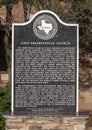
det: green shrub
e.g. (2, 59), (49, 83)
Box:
(0, 112), (5, 130)
(0, 87), (11, 130)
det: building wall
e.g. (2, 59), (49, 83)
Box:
(0, 5), (6, 17)
(0, 1), (24, 24)
(12, 1), (24, 23)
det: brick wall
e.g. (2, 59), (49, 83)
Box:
(0, 5), (6, 16)
(0, 1), (24, 24)
(12, 1), (24, 23)
(0, 5), (6, 24)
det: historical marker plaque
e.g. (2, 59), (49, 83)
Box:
(12, 10), (79, 115)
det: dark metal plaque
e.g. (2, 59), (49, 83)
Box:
(12, 10), (79, 115)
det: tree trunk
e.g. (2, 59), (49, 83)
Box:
(6, 4), (13, 24)
(22, 0), (28, 22)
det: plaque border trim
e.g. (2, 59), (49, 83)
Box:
(12, 10), (79, 115)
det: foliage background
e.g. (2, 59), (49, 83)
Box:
(0, 87), (11, 130)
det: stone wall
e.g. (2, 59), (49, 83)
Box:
(3, 115), (87, 130)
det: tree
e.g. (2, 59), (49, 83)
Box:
(22, 0), (29, 22)
(71, 0), (92, 51)
(26, 0), (71, 22)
